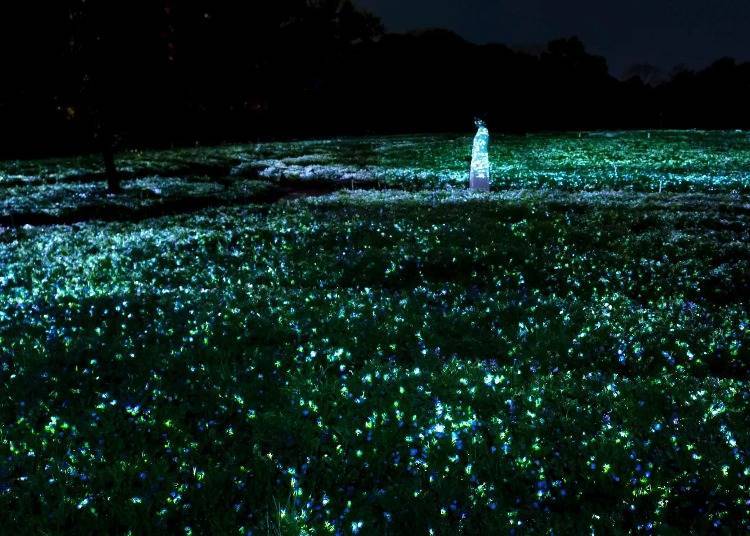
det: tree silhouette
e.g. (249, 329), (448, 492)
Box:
(4, 2), (750, 159)
(622, 63), (666, 87)
(67, 1), (123, 191)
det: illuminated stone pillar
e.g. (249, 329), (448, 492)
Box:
(470, 119), (490, 191)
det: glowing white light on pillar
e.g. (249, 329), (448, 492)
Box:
(470, 118), (490, 191)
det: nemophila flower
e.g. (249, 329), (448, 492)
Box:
(3, 145), (750, 533)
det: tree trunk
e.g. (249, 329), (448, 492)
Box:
(100, 122), (121, 193)
(103, 144), (120, 193)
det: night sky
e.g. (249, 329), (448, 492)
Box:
(356, 0), (750, 77)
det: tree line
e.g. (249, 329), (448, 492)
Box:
(2, 1), (749, 168)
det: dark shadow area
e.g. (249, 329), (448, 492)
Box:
(0, 191), (267, 227)
(2, 2), (750, 161)
(0, 178), (390, 227)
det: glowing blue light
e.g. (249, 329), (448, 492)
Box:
(470, 119), (490, 191)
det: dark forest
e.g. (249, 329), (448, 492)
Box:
(2, 1), (749, 159)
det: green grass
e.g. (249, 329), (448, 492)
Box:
(3, 130), (750, 193)
(0, 178), (275, 224)
(1, 133), (750, 533)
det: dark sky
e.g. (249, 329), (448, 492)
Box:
(356, 0), (750, 76)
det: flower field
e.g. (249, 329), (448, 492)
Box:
(3, 130), (750, 194)
(1, 132), (750, 533)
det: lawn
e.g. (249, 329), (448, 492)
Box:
(1, 132), (750, 533)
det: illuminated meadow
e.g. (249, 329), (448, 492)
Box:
(3, 130), (750, 195)
(2, 132), (750, 533)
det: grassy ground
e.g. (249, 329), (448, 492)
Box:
(1, 132), (750, 533)
(3, 130), (750, 190)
